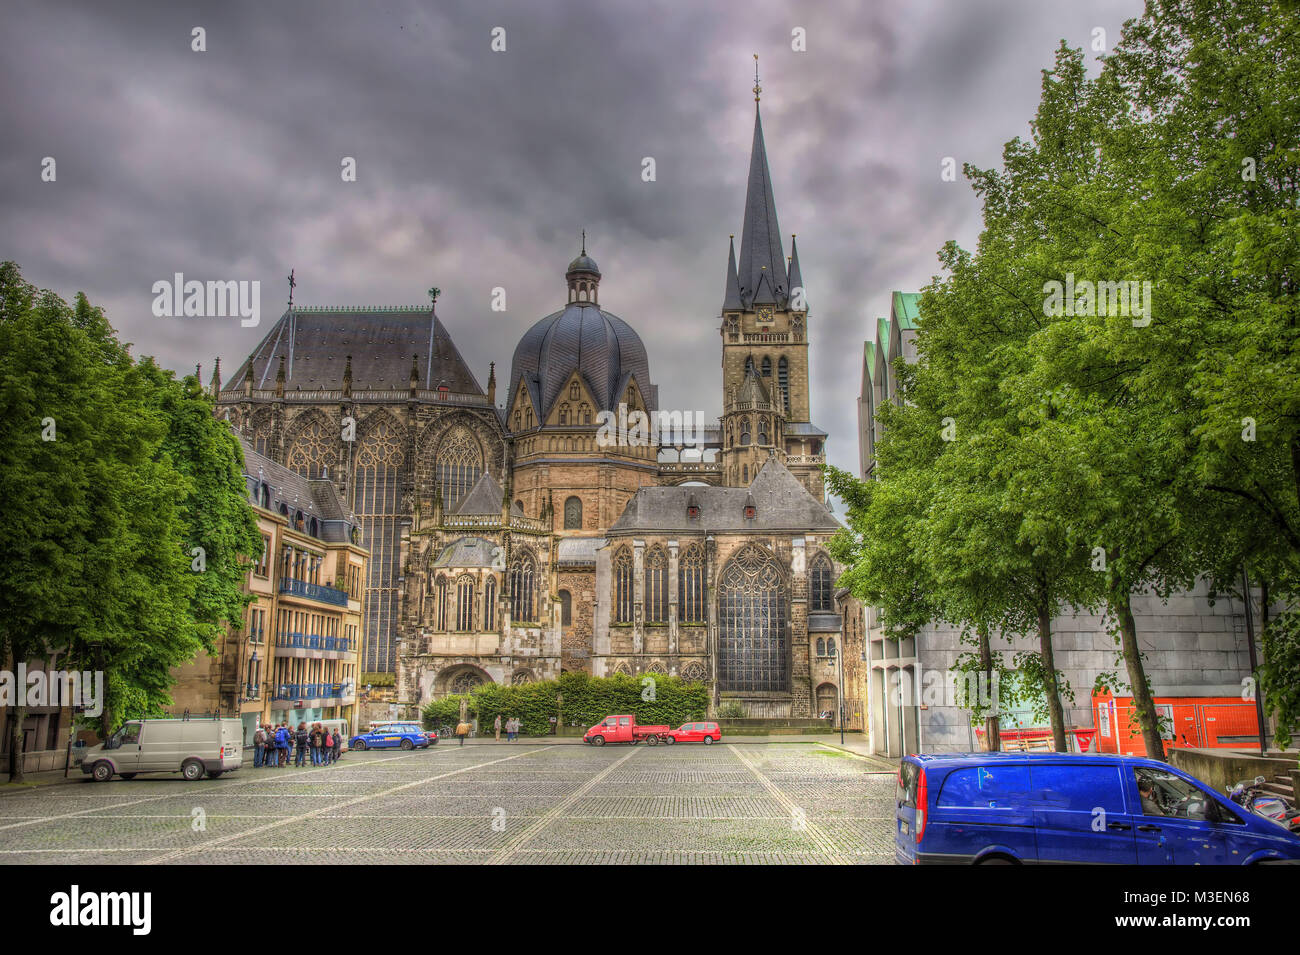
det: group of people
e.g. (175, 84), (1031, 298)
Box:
(490, 715), (522, 742)
(252, 721), (342, 767)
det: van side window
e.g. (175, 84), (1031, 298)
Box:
(936, 766), (1030, 808)
(1134, 767), (1213, 820)
(1029, 765), (1125, 813)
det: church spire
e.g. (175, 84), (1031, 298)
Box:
(723, 234), (742, 310)
(737, 67), (788, 309)
(787, 234), (804, 305)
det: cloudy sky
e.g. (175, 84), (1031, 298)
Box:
(0, 0), (1143, 480)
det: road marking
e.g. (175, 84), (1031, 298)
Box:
(488, 746), (641, 864)
(0, 749), (435, 833)
(142, 747), (550, 864)
(728, 744), (849, 864)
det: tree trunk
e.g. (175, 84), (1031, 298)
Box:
(1114, 590), (1165, 762)
(8, 703), (25, 783)
(1038, 600), (1068, 753)
(978, 627), (1000, 751)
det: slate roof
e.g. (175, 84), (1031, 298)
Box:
(509, 297), (657, 421)
(451, 472), (507, 515)
(557, 536), (606, 566)
(238, 435), (361, 543)
(784, 421), (828, 438)
(722, 235), (743, 311)
(225, 306), (484, 395)
(432, 537), (498, 569)
(608, 456), (837, 534)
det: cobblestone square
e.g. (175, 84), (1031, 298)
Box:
(0, 743), (897, 865)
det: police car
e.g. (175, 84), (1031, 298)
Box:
(349, 722), (430, 751)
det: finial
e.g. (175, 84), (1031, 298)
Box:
(753, 53), (761, 102)
(287, 269), (296, 308)
(581, 229), (586, 256)
(428, 286), (440, 309)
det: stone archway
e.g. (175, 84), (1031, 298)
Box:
(435, 663), (493, 696)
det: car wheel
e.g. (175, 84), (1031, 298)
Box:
(704, 736), (714, 745)
(592, 735), (605, 746)
(665, 736), (676, 745)
(400, 739), (414, 750)
(119, 772), (137, 780)
(92, 762), (114, 782)
(353, 740), (366, 751)
(182, 760), (205, 781)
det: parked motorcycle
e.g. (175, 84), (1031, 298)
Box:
(1226, 775), (1300, 833)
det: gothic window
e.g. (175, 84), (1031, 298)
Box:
(564, 496), (582, 529)
(514, 411), (521, 431)
(742, 465), (748, 483)
(508, 551), (536, 621)
(512, 669), (535, 685)
(827, 637), (837, 657)
(679, 544), (704, 623)
(435, 425), (482, 510)
(740, 417), (751, 446)
(559, 590), (572, 627)
(483, 576), (497, 631)
(718, 545), (788, 692)
(434, 575), (448, 631)
(816, 638), (826, 657)
(570, 382), (580, 401)
(580, 404), (592, 425)
(758, 417), (769, 445)
(251, 410), (274, 458)
(681, 661), (706, 682)
(761, 356), (771, 378)
(355, 415), (404, 672)
(456, 575), (475, 632)
(450, 670), (483, 695)
(778, 357), (790, 414)
(558, 404), (570, 425)
(285, 415), (333, 479)
(613, 547), (634, 624)
(810, 553), (834, 613)
(645, 547), (668, 623)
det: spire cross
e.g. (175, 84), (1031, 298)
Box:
(428, 286), (440, 309)
(287, 268), (296, 308)
(753, 53), (761, 102)
(581, 229), (586, 255)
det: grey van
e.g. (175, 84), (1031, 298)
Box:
(79, 718), (243, 781)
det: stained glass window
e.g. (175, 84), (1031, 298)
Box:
(509, 550), (536, 622)
(483, 576), (497, 631)
(355, 415), (404, 672)
(679, 544), (705, 622)
(436, 426), (482, 510)
(456, 575), (475, 632)
(564, 496), (582, 529)
(285, 414), (333, 478)
(645, 547), (668, 623)
(613, 547), (634, 623)
(810, 553), (833, 613)
(718, 545), (788, 692)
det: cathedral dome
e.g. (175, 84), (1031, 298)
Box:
(509, 251), (656, 420)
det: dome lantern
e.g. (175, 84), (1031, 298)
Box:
(565, 231), (600, 305)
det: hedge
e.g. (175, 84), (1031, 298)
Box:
(420, 672), (709, 737)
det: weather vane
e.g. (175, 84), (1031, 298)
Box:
(753, 53), (761, 102)
(287, 268), (296, 308)
(428, 286), (440, 308)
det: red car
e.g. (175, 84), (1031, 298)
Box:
(667, 721), (721, 744)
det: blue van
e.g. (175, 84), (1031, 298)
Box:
(895, 752), (1300, 865)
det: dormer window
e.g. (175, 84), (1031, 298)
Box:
(744, 505), (757, 520)
(687, 505), (700, 519)
(437, 385), (449, 399)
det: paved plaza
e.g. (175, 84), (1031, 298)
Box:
(0, 742), (897, 864)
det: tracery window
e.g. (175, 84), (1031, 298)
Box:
(559, 590), (572, 627)
(285, 415), (333, 479)
(717, 545), (788, 692)
(613, 547), (634, 624)
(508, 551), (536, 621)
(645, 547), (668, 623)
(810, 553), (834, 613)
(451, 670), (483, 695)
(355, 415), (404, 672)
(758, 417), (768, 445)
(564, 496), (582, 529)
(436, 425), (482, 510)
(456, 575), (475, 632)
(434, 575), (448, 631)
(740, 416), (751, 446)
(679, 544), (705, 623)
(483, 577), (497, 631)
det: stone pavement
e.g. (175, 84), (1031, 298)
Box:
(0, 741), (898, 864)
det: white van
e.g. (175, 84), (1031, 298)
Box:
(78, 718), (242, 781)
(319, 718), (350, 753)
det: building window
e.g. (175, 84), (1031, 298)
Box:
(570, 382), (580, 401)
(434, 576), (448, 631)
(456, 575), (475, 632)
(810, 553), (833, 613)
(613, 547), (634, 623)
(744, 505), (756, 519)
(509, 551), (536, 621)
(827, 637), (837, 657)
(718, 545), (788, 692)
(679, 544), (704, 623)
(761, 356), (771, 377)
(778, 357), (790, 414)
(816, 638), (826, 656)
(285, 414), (333, 479)
(483, 576), (497, 631)
(564, 496), (582, 530)
(559, 590), (572, 627)
(558, 404), (570, 425)
(687, 505), (699, 519)
(758, 417), (768, 445)
(355, 415), (404, 673)
(254, 535), (271, 577)
(740, 416), (751, 446)
(645, 547), (668, 623)
(436, 426), (483, 511)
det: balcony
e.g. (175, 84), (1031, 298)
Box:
(279, 577), (349, 607)
(271, 682), (356, 707)
(274, 632), (356, 659)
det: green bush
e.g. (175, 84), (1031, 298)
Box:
(420, 672), (709, 737)
(716, 700), (746, 719)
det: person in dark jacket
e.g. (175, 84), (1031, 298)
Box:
(275, 723), (290, 766)
(295, 722), (309, 766)
(332, 728), (343, 763)
(253, 725), (267, 767)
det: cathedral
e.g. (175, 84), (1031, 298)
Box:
(210, 89), (856, 720)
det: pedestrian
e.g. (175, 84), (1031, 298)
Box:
(253, 724), (266, 768)
(494, 714), (502, 742)
(275, 723), (290, 767)
(507, 717), (518, 742)
(323, 728), (333, 764)
(332, 727), (343, 763)
(455, 719), (470, 746)
(310, 723), (324, 765)
(295, 722), (309, 767)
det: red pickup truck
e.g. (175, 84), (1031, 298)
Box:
(583, 715), (671, 746)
